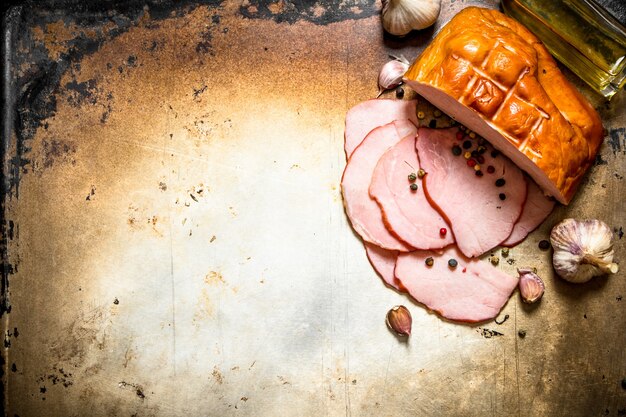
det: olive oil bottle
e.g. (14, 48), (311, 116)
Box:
(502, 0), (626, 99)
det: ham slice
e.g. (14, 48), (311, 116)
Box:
(395, 246), (519, 322)
(344, 99), (418, 158)
(364, 242), (403, 291)
(416, 127), (526, 257)
(501, 178), (556, 246)
(370, 135), (455, 250)
(341, 120), (416, 251)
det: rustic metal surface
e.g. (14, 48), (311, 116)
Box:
(1, 1), (625, 416)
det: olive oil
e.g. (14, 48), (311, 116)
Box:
(502, 0), (626, 99)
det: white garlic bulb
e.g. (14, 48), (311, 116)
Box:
(381, 0), (441, 36)
(550, 219), (619, 283)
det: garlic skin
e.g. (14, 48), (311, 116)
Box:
(550, 219), (619, 283)
(518, 268), (545, 303)
(377, 57), (409, 96)
(381, 0), (441, 36)
(386, 305), (412, 336)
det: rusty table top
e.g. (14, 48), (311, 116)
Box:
(1, 1), (625, 416)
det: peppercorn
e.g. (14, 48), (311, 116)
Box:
(428, 119), (437, 128)
(495, 178), (506, 187)
(456, 131), (463, 140)
(464, 151), (472, 159)
(440, 228), (447, 236)
(477, 146), (486, 154)
(475, 170), (483, 177)
(471, 150), (479, 158)
(499, 193), (506, 201)
(490, 256), (500, 266)
(518, 330), (526, 338)
(491, 150), (500, 158)
(425, 257), (434, 267)
(467, 159), (476, 168)
(408, 173), (417, 182)
(433, 109), (442, 118)
(477, 155), (485, 164)
(417, 168), (426, 179)
(410, 183), (418, 191)
(463, 140), (472, 149)
(469, 132), (476, 139)
(538, 240), (551, 250)
(487, 165), (495, 174)
(474, 164), (481, 171)
(501, 247), (509, 257)
(448, 259), (458, 268)
(452, 145), (462, 156)
(417, 111), (425, 120)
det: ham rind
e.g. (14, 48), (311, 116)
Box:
(395, 246), (519, 323)
(344, 99), (418, 158)
(416, 127), (526, 257)
(370, 135), (455, 250)
(341, 120), (416, 251)
(364, 242), (404, 291)
(501, 178), (556, 247)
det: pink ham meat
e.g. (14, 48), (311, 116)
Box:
(344, 99), (418, 158)
(395, 246), (518, 322)
(364, 242), (403, 291)
(342, 120), (416, 251)
(501, 179), (556, 246)
(370, 135), (455, 250)
(416, 127), (526, 257)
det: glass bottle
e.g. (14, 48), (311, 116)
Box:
(502, 0), (626, 99)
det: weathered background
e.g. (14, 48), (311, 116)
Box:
(1, 1), (625, 416)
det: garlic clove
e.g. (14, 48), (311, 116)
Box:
(382, 0), (442, 36)
(386, 305), (412, 336)
(550, 219), (619, 283)
(378, 59), (410, 96)
(518, 268), (545, 304)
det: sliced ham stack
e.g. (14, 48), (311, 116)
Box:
(341, 99), (555, 323)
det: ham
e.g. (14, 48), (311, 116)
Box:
(369, 135), (455, 250)
(403, 7), (603, 204)
(341, 120), (416, 251)
(416, 127), (526, 257)
(364, 242), (403, 291)
(394, 246), (519, 322)
(344, 99), (418, 158)
(501, 178), (556, 246)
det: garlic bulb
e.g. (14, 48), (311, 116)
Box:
(377, 56), (409, 97)
(518, 268), (545, 303)
(381, 0), (441, 36)
(550, 219), (619, 283)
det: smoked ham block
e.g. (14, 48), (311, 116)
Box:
(364, 242), (403, 291)
(344, 99), (418, 158)
(416, 127), (526, 258)
(341, 120), (416, 251)
(395, 246), (519, 322)
(369, 135), (454, 250)
(403, 7), (603, 204)
(501, 178), (556, 246)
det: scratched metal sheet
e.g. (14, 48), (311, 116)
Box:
(1, 1), (625, 416)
